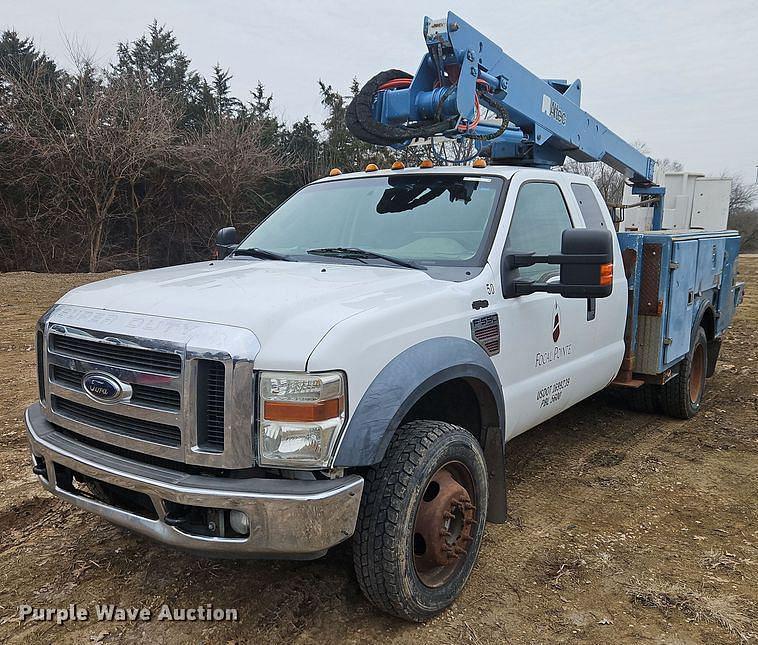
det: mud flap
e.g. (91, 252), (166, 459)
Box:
(483, 424), (507, 523)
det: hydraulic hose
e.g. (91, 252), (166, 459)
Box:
(346, 69), (510, 147)
(346, 69), (457, 145)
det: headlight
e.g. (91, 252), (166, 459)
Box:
(258, 371), (345, 468)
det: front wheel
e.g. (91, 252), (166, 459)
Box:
(352, 420), (488, 622)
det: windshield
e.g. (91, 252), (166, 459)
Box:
(235, 174), (505, 266)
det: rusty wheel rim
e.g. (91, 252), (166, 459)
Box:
(412, 461), (477, 588)
(689, 343), (705, 404)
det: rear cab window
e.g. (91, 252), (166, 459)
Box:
(571, 183), (607, 230)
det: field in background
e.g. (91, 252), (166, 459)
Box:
(729, 212), (758, 253)
(0, 259), (756, 644)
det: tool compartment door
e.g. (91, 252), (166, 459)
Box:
(716, 236), (741, 334)
(696, 237), (725, 293)
(664, 240), (698, 363)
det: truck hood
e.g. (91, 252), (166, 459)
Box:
(58, 259), (437, 370)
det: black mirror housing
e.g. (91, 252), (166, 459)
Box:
(502, 228), (614, 299)
(214, 227), (240, 259)
(558, 229), (614, 298)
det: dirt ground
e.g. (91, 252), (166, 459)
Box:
(0, 259), (756, 644)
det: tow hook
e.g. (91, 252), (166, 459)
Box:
(163, 512), (190, 527)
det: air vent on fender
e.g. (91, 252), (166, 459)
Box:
(471, 314), (500, 356)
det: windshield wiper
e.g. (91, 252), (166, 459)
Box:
(307, 247), (425, 270)
(232, 247), (292, 261)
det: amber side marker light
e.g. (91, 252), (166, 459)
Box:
(328, 168), (342, 176)
(600, 263), (613, 287)
(365, 163), (379, 172)
(472, 158), (487, 168)
(264, 398), (343, 423)
(391, 161), (405, 170)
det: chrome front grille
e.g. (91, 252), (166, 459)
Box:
(196, 359), (225, 451)
(51, 365), (181, 411)
(38, 305), (259, 469)
(51, 333), (182, 374)
(52, 395), (182, 446)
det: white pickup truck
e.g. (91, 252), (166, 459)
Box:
(26, 163), (742, 620)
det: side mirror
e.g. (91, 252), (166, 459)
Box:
(214, 227), (239, 259)
(502, 228), (614, 299)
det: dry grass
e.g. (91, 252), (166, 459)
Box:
(701, 549), (752, 575)
(627, 576), (756, 642)
(542, 556), (587, 589)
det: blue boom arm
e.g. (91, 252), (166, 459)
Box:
(350, 11), (664, 223)
(374, 12), (655, 184)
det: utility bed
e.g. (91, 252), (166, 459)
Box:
(617, 229), (744, 381)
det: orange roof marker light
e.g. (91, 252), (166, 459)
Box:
(365, 163), (379, 172)
(472, 158), (487, 168)
(328, 168), (342, 176)
(391, 161), (405, 170)
(419, 159), (434, 168)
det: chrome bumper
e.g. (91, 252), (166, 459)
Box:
(25, 403), (363, 559)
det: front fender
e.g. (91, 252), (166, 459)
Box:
(334, 336), (504, 467)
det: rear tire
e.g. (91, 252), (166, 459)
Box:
(627, 384), (661, 414)
(352, 420), (488, 622)
(661, 327), (708, 419)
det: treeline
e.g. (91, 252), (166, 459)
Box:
(2, 23), (755, 273)
(0, 22), (401, 272)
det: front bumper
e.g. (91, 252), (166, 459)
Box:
(25, 403), (363, 559)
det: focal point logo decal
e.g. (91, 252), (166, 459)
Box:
(534, 299), (574, 369)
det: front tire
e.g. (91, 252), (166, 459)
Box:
(352, 420), (488, 622)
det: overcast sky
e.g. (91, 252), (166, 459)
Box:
(4, 0), (757, 181)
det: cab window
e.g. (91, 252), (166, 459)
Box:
(571, 183), (607, 230)
(505, 182), (573, 281)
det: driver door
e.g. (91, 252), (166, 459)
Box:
(489, 178), (588, 439)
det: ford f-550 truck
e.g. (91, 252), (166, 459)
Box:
(25, 12), (744, 621)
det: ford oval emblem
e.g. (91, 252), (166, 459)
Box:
(82, 372), (132, 404)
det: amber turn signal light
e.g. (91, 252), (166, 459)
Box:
(599, 262), (613, 287)
(263, 398), (343, 423)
